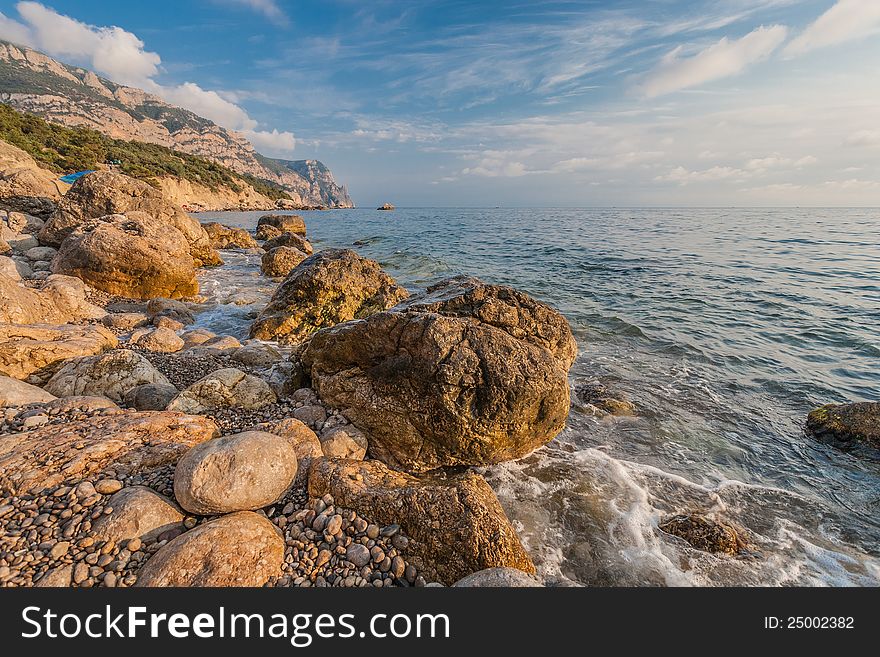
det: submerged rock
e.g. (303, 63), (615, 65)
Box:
(806, 402), (880, 456)
(302, 277), (576, 473)
(308, 458), (536, 584)
(251, 249), (409, 344)
(136, 512), (285, 587)
(576, 382), (636, 417)
(658, 514), (745, 556)
(174, 431), (299, 515)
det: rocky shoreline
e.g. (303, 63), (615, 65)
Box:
(2, 163), (874, 589)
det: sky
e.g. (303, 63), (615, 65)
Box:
(0, 0), (879, 207)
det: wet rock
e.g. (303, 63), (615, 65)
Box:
(251, 249), (409, 344)
(174, 431), (299, 514)
(92, 486), (184, 543)
(302, 277), (576, 473)
(576, 382), (636, 417)
(136, 512), (284, 587)
(166, 368), (277, 414)
(201, 222), (258, 250)
(308, 458), (536, 584)
(0, 411), (218, 495)
(261, 246), (307, 278)
(44, 349), (171, 404)
(453, 568), (543, 587)
(658, 514), (744, 556)
(0, 323), (117, 382)
(806, 402), (880, 456)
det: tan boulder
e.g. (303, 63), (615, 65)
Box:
(51, 212), (199, 300)
(301, 276), (576, 473)
(201, 222), (258, 250)
(0, 139), (67, 218)
(248, 418), (322, 490)
(0, 374), (57, 407)
(256, 224), (282, 241)
(0, 272), (106, 324)
(44, 349), (172, 403)
(0, 323), (117, 381)
(0, 411), (218, 495)
(263, 231), (313, 255)
(260, 246), (307, 278)
(136, 512), (284, 587)
(40, 171), (220, 266)
(251, 249), (409, 344)
(308, 458), (536, 584)
(132, 327), (185, 353)
(166, 368), (276, 414)
(91, 486), (185, 543)
(173, 431), (299, 515)
(257, 214), (306, 236)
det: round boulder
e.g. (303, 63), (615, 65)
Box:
(133, 327), (185, 354)
(44, 349), (171, 403)
(136, 512), (284, 587)
(91, 486), (184, 543)
(260, 246), (307, 278)
(123, 383), (180, 411)
(173, 431), (299, 515)
(166, 368), (276, 414)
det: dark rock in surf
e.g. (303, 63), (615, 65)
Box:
(806, 402), (880, 457)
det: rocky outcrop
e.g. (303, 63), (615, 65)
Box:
(301, 277), (576, 473)
(135, 512), (284, 587)
(251, 249), (409, 344)
(0, 42), (354, 208)
(806, 402), (880, 456)
(0, 411), (218, 495)
(257, 214), (306, 236)
(44, 349), (172, 403)
(201, 222), (258, 250)
(377, 203), (395, 211)
(263, 232), (313, 255)
(308, 458), (535, 584)
(0, 273), (106, 324)
(0, 323), (117, 381)
(91, 486), (184, 544)
(260, 246), (307, 278)
(0, 374), (57, 406)
(0, 139), (68, 217)
(166, 368), (277, 414)
(40, 171), (220, 267)
(51, 212), (200, 299)
(173, 431), (299, 515)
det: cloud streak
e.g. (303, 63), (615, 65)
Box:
(785, 0), (880, 56)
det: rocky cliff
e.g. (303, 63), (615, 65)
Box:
(0, 40), (354, 208)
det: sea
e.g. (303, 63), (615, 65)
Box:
(192, 207), (880, 587)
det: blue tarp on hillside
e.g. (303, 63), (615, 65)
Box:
(59, 170), (96, 184)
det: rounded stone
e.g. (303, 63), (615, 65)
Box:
(173, 431), (299, 515)
(452, 567), (543, 587)
(346, 544), (371, 568)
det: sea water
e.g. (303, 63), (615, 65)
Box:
(193, 207), (880, 586)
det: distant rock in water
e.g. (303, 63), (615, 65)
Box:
(377, 203), (395, 211)
(806, 402), (880, 458)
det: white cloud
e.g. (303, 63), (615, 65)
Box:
(0, 2), (295, 155)
(655, 165), (750, 184)
(785, 0), (880, 57)
(845, 130), (880, 147)
(222, 0), (289, 25)
(641, 24), (788, 97)
(745, 154), (817, 171)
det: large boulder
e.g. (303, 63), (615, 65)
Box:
(806, 402), (880, 456)
(0, 140), (67, 218)
(263, 231), (313, 255)
(257, 214), (306, 236)
(40, 171), (220, 266)
(201, 222), (258, 250)
(44, 349), (172, 403)
(250, 249), (409, 344)
(173, 431), (299, 515)
(260, 246), (307, 278)
(51, 212), (199, 300)
(0, 374), (57, 407)
(91, 486), (185, 543)
(123, 383), (179, 411)
(0, 411), (218, 495)
(301, 277), (576, 473)
(131, 327), (185, 354)
(0, 323), (117, 382)
(248, 418), (322, 490)
(136, 512), (284, 587)
(0, 273), (106, 324)
(256, 224), (283, 241)
(166, 368), (277, 414)
(308, 458), (536, 584)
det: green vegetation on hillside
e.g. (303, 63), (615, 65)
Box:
(0, 103), (290, 200)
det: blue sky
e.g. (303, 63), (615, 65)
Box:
(1, 0), (879, 206)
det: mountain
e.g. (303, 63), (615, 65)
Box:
(0, 40), (354, 208)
